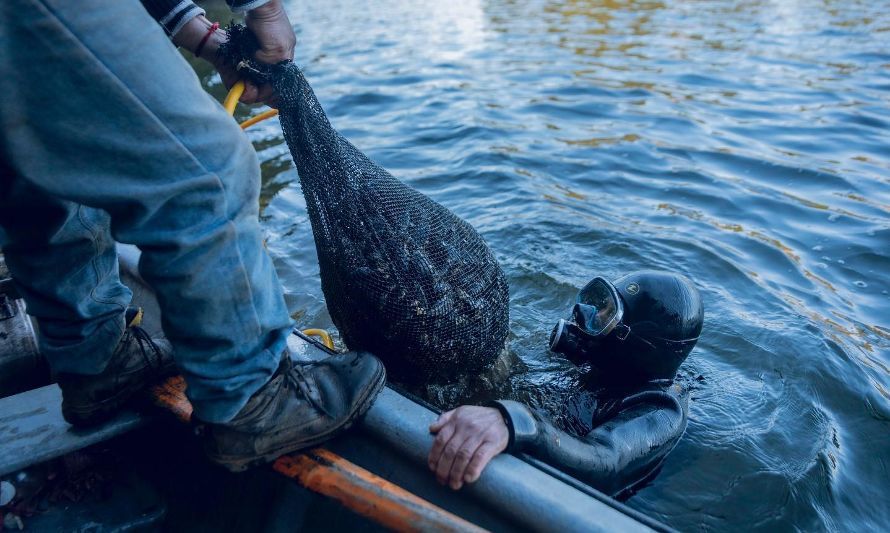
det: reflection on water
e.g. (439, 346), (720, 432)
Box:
(197, 0), (888, 529)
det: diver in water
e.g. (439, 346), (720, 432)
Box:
(427, 271), (703, 495)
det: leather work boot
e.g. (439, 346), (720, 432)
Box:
(204, 351), (386, 472)
(58, 307), (175, 426)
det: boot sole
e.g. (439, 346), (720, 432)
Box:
(207, 361), (387, 473)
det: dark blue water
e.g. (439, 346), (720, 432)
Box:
(197, 0), (889, 529)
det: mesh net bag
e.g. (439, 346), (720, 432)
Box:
(222, 26), (509, 384)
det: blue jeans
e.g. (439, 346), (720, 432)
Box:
(0, 0), (293, 423)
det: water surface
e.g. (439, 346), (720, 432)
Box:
(197, 1), (889, 529)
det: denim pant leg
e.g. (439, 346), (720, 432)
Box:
(0, 0), (293, 423)
(0, 176), (131, 373)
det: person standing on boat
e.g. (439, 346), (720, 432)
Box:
(428, 271), (703, 495)
(0, 0), (385, 472)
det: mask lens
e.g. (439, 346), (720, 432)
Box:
(574, 278), (620, 336)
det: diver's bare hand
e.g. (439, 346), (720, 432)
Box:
(428, 406), (508, 490)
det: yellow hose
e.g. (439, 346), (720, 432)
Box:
(224, 80), (280, 129)
(223, 80), (245, 115)
(302, 329), (335, 350)
(240, 109), (279, 129)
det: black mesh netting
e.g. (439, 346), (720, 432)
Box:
(222, 26), (509, 384)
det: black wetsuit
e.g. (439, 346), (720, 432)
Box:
(490, 381), (688, 496)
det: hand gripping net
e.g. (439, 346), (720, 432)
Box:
(222, 26), (509, 384)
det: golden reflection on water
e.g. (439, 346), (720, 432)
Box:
(544, 0), (663, 57)
(560, 133), (640, 146)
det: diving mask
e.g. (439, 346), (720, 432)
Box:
(549, 277), (630, 365)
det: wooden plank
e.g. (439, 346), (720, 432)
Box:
(0, 384), (146, 476)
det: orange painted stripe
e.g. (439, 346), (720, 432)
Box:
(274, 450), (487, 533)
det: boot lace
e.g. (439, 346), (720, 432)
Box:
(125, 325), (167, 373)
(283, 359), (334, 418)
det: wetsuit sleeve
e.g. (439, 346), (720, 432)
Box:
(139, 0), (205, 36)
(490, 389), (688, 496)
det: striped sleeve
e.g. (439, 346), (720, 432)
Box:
(140, 0), (205, 37)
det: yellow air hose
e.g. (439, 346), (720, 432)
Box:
(224, 80), (280, 129)
(225, 81), (332, 351)
(301, 329), (335, 350)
